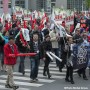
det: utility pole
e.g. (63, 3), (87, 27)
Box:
(25, 0), (29, 9)
(11, 0), (15, 21)
(11, 0), (15, 14)
(46, 0), (51, 15)
(82, 1), (84, 12)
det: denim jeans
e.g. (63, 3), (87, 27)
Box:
(0, 52), (4, 66)
(18, 56), (25, 73)
(30, 55), (39, 79)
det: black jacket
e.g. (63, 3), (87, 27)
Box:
(41, 40), (52, 58)
(73, 34), (83, 44)
(29, 40), (42, 59)
(0, 37), (5, 52)
(15, 35), (28, 53)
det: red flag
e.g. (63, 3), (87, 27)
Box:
(24, 20), (27, 28)
(5, 22), (9, 31)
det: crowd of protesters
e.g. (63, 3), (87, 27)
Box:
(0, 12), (90, 89)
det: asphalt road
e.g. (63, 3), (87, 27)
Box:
(0, 57), (90, 90)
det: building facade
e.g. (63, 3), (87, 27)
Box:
(67, 0), (86, 11)
(0, 0), (88, 14)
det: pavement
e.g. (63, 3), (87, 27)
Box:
(0, 57), (90, 90)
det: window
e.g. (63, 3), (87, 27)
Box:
(51, 3), (55, 7)
(21, 1), (24, 4)
(21, 5), (25, 8)
(8, 4), (11, 8)
(0, 1), (3, 4)
(15, 1), (19, 4)
(51, 0), (56, 2)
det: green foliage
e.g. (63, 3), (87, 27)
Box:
(85, 0), (90, 9)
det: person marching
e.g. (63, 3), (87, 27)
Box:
(15, 30), (30, 75)
(4, 36), (19, 89)
(29, 32), (42, 83)
(65, 37), (75, 84)
(41, 35), (52, 79)
(49, 27), (60, 68)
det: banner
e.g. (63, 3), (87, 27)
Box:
(15, 7), (23, 17)
(46, 52), (54, 61)
(46, 51), (62, 62)
(49, 52), (62, 62)
(24, 14), (31, 21)
(73, 43), (89, 69)
(21, 28), (30, 41)
(9, 53), (36, 57)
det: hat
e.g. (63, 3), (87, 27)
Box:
(9, 30), (14, 35)
(45, 34), (50, 39)
(8, 36), (14, 40)
(12, 23), (17, 28)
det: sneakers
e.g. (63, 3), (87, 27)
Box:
(34, 78), (38, 81)
(30, 78), (38, 83)
(5, 84), (12, 88)
(12, 86), (19, 89)
(5, 84), (19, 89)
(30, 79), (35, 83)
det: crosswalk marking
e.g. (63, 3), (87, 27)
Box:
(39, 66), (59, 71)
(0, 85), (30, 90)
(0, 75), (55, 83)
(39, 66), (77, 72)
(27, 65), (68, 71)
(51, 62), (56, 64)
(0, 61), (77, 90)
(0, 79), (43, 87)
(26, 69), (63, 74)
(49, 64), (57, 67)
(25, 69), (76, 75)
(13, 72), (65, 79)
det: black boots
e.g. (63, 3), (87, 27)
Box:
(65, 78), (75, 84)
(47, 68), (51, 79)
(43, 67), (47, 76)
(71, 80), (75, 84)
(22, 71), (25, 76)
(65, 78), (70, 82)
(77, 71), (81, 77)
(43, 67), (51, 79)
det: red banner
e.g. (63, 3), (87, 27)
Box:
(9, 53), (37, 57)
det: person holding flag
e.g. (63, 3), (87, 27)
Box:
(4, 36), (19, 89)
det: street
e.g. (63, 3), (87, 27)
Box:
(0, 57), (90, 90)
